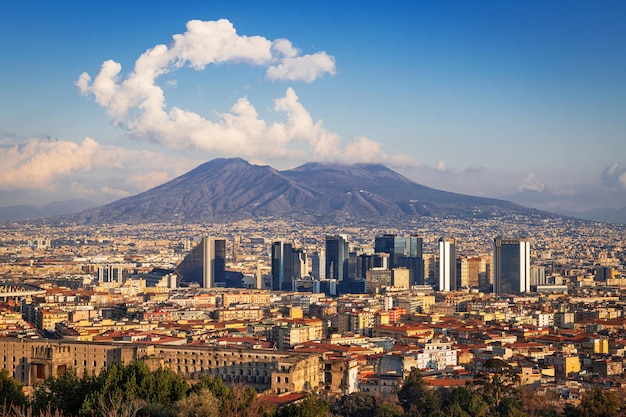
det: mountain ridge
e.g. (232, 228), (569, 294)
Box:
(65, 158), (554, 224)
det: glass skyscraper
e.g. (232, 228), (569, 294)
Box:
(493, 236), (530, 294)
(272, 241), (294, 291)
(374, 234), (405, 268)
(325, 235), (349, 281)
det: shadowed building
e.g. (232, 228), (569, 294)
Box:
(175, 237), (226, 288)
(493, 236), (530, 295)
(272, 241), (295, 291)
(326, 235), (349, 282)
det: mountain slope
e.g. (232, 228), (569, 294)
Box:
(70, 158), (553, 224)
(283, 162), (541, 218)
(76, 158), (321, 223)
(0, 199), (98, 222)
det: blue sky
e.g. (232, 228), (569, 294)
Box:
(1, 1), (625, 213)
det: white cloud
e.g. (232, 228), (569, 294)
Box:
(124, 171), (173, 191)
(600, 163), (626, 190)
(76, 19), (413, 168)
(0, 137), (195, 194)
(0, 137), (100, 189)
(518, 172), (545, 192)
(266, 52), (336, 82)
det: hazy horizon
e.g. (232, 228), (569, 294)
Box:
(2, 1), (626, 214)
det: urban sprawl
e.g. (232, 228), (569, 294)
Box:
(1, 216), (625, 409)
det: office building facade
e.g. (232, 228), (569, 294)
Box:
(176, 237), (226, 288)
(438, 237), (457, 291)
(493, 236), (530, 295)
(271, 241), (294, 291)
(326, 235), (349, 281)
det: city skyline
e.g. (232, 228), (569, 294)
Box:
(1, 1), (626, 214)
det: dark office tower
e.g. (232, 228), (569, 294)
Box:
(175, 237), (226, 288)
(272, 241), (294, 291)
(374, 234), (406, 268)
(493, 236), (530, 295)
(357, 253), (389, 279)
(311, 251), (326, 279)
(397, 256), (424, 285)
(348, 251), (359, 278)
(407, 234), (423, 258)
(325, 235), (349, 281)
(292, 248), (306, 279)
(438, 237), (456, 291)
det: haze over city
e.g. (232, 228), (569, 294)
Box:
(1, 1), (625, 215)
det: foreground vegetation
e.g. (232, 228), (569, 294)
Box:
(0, 360), (623, 417)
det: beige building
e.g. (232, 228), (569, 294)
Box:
(0, 337), (320, 394)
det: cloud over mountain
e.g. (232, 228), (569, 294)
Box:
(75, 19), (414, 167)
(0, 136), (194, 200)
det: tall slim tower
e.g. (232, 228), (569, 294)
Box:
(493, 236), (530, 294)
(311, 250), (326, 279)
(203, 237), (226, 288)
(272, 241), (295, 291)
(407, 234), (423, 258)
(175, 237), (225, 288)
(438, 237), (456, 291)
(325, 235), (349, 281)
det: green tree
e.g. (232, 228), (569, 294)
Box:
(174, 388), (220, 417)
(475, 358), (521, 411)
(273, 395), (330, 417)
(397, 368), (439, 416)
(0, 369), (27, 407)
(31, 368), (96, 416)
(335, 392), (376, 417)
(495, 397), (526, 417)
(441, 387), (488, 417)
(81, 361), (189, 416)
(190, 374), (230, 398)
(565, 387), (621, 417)
(372, 401), (404, 417)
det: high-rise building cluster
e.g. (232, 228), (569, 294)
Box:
(168, 231), (562, 302)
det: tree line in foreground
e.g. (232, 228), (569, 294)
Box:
(0, 358), (623, 417)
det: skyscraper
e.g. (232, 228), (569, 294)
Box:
(438, 237), (456, 291)
(272, 241), (294, 291)
(374, 234), (406, 268)
(311, 250), (326, 279)
(407, 234), (423, 258)
(326, 235), (349, 281)
(175, 237), (226, 288)
(493, 236), (530, 295)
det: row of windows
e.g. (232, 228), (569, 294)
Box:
(72, 359), (106, 367)
(158, 349), (289, 362)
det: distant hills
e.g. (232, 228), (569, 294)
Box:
(557, 206), (626, 225)
(65, 158), (555, 224)
(0, 199), (98, 222)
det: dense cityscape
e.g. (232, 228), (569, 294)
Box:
(0, 215), (625, 416)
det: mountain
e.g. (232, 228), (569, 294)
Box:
(70, 158), (554, 224)
(0, 199), (98, 222)
(556, 206), (626, 225)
